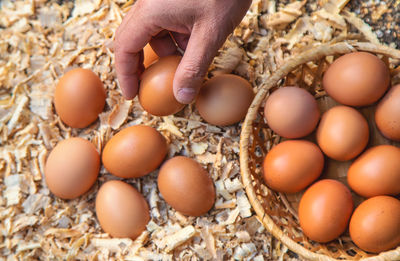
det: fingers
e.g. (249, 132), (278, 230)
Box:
(149, 31), (177, 57)
(173, 24), (226, 104)
(171, 32), (190, 50)
(114, 2), (160, 99)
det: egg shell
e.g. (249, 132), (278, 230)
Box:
(54, 68), (106, 128)
(316, 105), (369, 161)
(264, 86), (320, 139)
(143, 44), (158, 68)
(349, 196), (400, 253)
(45, 137), (100, 199)
(195, 74), (254, 126)
(375, 84), (400, 141)
(347, 145), (400, 197)
(262, 140), (324, 193)
(102, 125), (167, 178)
(158, 156), (215, 216)
(95, 180), (150, 239)
(298, 179), (354, 243)
(139, 55), (185, 116)
(322, 52), (390, 107)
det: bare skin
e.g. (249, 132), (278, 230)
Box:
(114, 0), (252, 104)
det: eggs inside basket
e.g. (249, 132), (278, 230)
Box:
(249, 51), (400, 259)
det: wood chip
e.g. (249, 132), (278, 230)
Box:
(163, 225), (196, 252)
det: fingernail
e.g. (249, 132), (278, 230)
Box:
(176, 88), (197, 104)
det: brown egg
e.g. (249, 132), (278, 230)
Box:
(96, 180), (150, 239)
(316, 106), (369, 161)
(323, 52), (390, 107)
(45, 137), (100, 199)
(375, 84), (400, 141)
(263, 140), (324, 193)
(264, 86), (320, 138)
(139, 56), (185, 116)
(102, 125), (167, 178)
(143, 44), (158, 68)
(195, 74), (254, 126)
(349, 196), (400, 253)
(299, 179), (354, 243)
(347, 145), (400, 198)
(54, 68), (106, 128)
(158, 156), (215, 216)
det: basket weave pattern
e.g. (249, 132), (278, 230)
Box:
(240, 42), (400, 260)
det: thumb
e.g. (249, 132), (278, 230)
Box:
(173, 25), (225, 104)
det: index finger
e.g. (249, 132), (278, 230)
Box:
(114, 3), (161, 99)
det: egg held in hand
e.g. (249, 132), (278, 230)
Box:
(45, 137), (100, 199)
(95, 180), (150, 239)
(195, 74), (254, 126)
(263, 140), (324, 193)
(158, 156), (215, 216)
(102, 125), (168, 178)
(139, 55), (185, 116)
(264, 86), (320, 139)
(54, 68), (106, 128)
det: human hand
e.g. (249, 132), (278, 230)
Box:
(114, 0), (251, 104)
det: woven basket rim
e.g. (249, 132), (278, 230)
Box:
(239, 41), (400, 261)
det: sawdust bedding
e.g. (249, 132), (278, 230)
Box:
(0, 0), (394, 260)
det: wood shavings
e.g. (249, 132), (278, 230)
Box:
(215, 179), (233, 201)
(191, 142), (208, 155)
(215, 198), (236, 209)
(309, 20), (333, 42)
(163, 225), (196, 252)
(220, 207), (240, 225)
(108, 99), (132, 130)
(4, 174), (32, 206)
(12, 215), (38, 233)
(321, 0), (350, 13)
(342, 10), (380, 44)
(200, 227), (217, 259)
(66, 234), (90, 260)
(22, 194), (51, 214)
(233, 242), (257, 260)
(211, 41), (245, 76)
(44, 228), (82, 239)
(159, 116), (184, 138)
(314, 9), (347, 30)
(15, 242), (42, 254)
(72, 0), (102, 17)
(261, 1), (306, 29)
(236, 230), (251, 242)
(29, 87), (53, 120)
(91, 237), (134, 253)
(225, 177), (243, 193)
(236, 190), (252, 218)
(7, 95), (28, 132)
(196, 152), (217, 165)
(284, 17), (311, 49)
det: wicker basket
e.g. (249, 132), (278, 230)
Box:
(239, 41), (400, 261)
